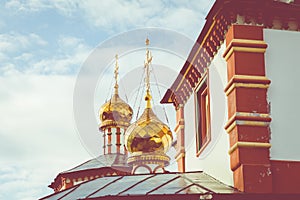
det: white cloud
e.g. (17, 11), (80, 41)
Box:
(15, 52), (33, 61)
(51, 0), (79, 17)
(0, 75), (77, 152)
(5, 0), (25, 11)
(0, 32), (47, 53)
(30, 54), (83, 74)
(29, 33), (48, 46)
(0, 33), (91, 75)
(0, 74), (91, 199)
(5, 0), (54, 12)
(4, 0), (215, 37)
(79, 0), (215, 37)
(5, 0), (79, 16)
(28, 36), (91, 74)
(58, 35), (83, 49)
(80, 0), (161, 31)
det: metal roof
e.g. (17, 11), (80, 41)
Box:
(63, 154), (129, 173)
(40, 171), (239, 200)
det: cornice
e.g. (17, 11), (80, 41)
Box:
(161, 0), (300, 108)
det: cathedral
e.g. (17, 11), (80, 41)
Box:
(41, 0), (300, 199)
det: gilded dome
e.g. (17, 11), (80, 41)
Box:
(99, 93), (133, 130)
(99, 54), (133, 130)
(124, 38), (173, 156)
(124, 107), (172, 154)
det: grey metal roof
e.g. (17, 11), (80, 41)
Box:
(63, 154), (129, 173)
(40, 171), (239, 200)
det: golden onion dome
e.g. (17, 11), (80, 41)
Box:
(99, 93), (133, 130)
(124, 106), (172, 154)
(125, 38), (173, 155)
(99, 54), (133, 130)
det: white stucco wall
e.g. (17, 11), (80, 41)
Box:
(264, 29), (300, 161)
(184, 44), (233, 186)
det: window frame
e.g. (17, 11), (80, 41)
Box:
(194, 73), (211, 157)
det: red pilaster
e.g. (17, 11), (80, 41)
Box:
(174, 104), (185, 172)
(124, 128), (128, 155)
(103, 129), (106, 155)
(223, 25), (272, 193)
(116, 127), (121, 154)
(107, 127), (112, 154)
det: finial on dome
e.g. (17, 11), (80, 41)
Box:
(145, 37), (150, 46)
(144, 38), (153, 109)
(114, 54), (119, 95)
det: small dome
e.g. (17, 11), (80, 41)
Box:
(125, 107), (172, 154)
(99, 93), (133, 130)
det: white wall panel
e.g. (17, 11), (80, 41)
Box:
(264, 29), (300, 161)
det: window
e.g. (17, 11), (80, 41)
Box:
(194, 75), (211, 156)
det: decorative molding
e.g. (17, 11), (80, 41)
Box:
(235, 112), (270, 118)
(225, 83), (270, 96)
(225, 75), (271, 97)
(226, 120), (270, 134)
(225, 112), (271, 133)
(161, 12), (231, 108)
(224, 47), (266, 61)
(127, 152), (170, 166)
(229, 39), (267, 46)
(228, 141), (271, 155)
(227, 75), (270, 84)
(223, 38), (267, 61)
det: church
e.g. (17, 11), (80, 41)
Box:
(41, 0), (300, 199)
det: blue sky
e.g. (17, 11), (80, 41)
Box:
(0, 1), (214, 199)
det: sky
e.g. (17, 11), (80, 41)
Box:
(0, 0), (215, 199)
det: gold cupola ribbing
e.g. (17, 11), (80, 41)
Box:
(124, 39), (173, 174)
(99, 55), (133, 154)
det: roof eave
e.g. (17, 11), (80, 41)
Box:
(160, 0), (300, 108)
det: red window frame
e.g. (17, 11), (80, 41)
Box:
(194, 75), (211, 157)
